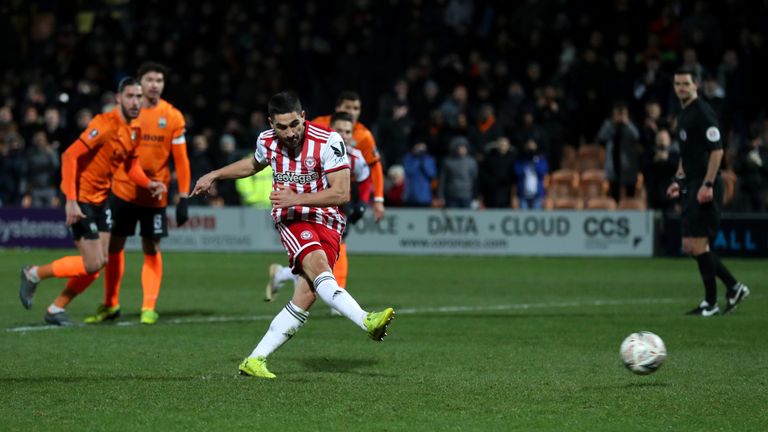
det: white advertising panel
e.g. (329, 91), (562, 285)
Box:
(126, 207), (653, 257)
(345, 209), (654, 257)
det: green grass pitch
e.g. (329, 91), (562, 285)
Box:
(1, 249), (766, 431)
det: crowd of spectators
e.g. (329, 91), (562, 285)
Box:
(2, 0), (767, 211)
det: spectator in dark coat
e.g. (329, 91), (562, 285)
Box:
(480, 137), (516, 208)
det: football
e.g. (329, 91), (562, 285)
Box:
(620, 331), (667, 375)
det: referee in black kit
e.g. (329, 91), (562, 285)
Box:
(666, 67), (750, 316)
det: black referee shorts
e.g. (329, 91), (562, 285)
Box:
(109, 194), (168, 238)
(69, 202), (112, 240)
(681, 178), (723, 239)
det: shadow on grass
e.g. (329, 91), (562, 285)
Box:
(420, 313), (672, 320)
(118, 309), (217, 319)
(582, 381), (671, 391)
(291, 357), (395, 377)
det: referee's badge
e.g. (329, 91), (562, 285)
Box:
(158, 117), (167, 128)
(706, 126), (720, 142)
(679, 129), (687, 141)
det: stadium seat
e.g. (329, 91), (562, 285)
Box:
(547, 169), (580, 199)
(544, 196), (584, 210)
(559, 145), (577, 170)
(580, 169), (608, 199)
(585, 196), (617, 210)
(617, 197), (647, 210)
(575, 144), (605, 172)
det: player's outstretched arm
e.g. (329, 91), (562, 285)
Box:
(191, 156), (265, 197)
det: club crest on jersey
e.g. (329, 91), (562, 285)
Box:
(89, 129), (98, 138)
(158, 117), (167, 128)
(300, 230), (313, 240)
(679, 129), (687, 141)
(305, 157), (316, 169)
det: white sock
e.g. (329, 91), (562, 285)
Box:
(28, 266), (41, 283)
(48, 304), (65, 314)
(314, 271), (367, 330)
(250, 301), (308, 358)
(275, 267), (299, 288)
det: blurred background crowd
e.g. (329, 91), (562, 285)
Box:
(1, 0), (767, 212)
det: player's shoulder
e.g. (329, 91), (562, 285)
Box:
(354, 122), (373, 137)
(306, 121), (334, 138)
(89, 110), (121, 135)
(353, 122), (375, 149)
(158, 99), (184, 119)
(348, 146), (364, 159)
(695, 99), (719, 122)
(257, 128), (276, 142)
(310, 114), (331, 127)
(306, 122), (342, 148)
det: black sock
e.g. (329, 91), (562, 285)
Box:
(695, 253), (717, 306)
(710, 252), (738, 290)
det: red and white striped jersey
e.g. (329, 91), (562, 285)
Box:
(349, 146), (372, 203)
(349, 146), (370, 183)
(254, 121), (350, 235)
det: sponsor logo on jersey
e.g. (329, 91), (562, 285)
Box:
(679, 129), (687, 141)
(706, 126), (720, 142)
(89, 129), (99, 138)
(331, 142), (346, 157)
(142, 134), (165, 142)
(305, 157), (316, 169)
(300, 230), (313, 240)
(158, 117), (167, 128)
(273, 171), (319, 184)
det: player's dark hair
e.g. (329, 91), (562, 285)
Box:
(117, 76), (140, 93)
(268, 91), (302, 117)
(336, 90), (360, 106)
(674, 66), (700, 83)
(137, 61), (169, 79)
(330, 111), (354, 124)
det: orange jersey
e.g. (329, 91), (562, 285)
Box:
(312, 114), (384, 199)
(62, 108), (139, 205)
(112, 99), (188, 207)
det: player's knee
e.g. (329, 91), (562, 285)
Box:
(84, 257), (106, 274)
(301, 250), (330, 279)
(681, 241), (695, 255)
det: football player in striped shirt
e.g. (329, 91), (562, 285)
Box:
(192, 91), (394, 379)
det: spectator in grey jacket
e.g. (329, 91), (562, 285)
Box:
(597, 102), (641, 201)
(437, 136), (477, 208)
(22, 130), (60, 207)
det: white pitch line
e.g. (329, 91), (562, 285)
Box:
(5, 297), (684, 333)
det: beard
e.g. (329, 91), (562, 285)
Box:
(121, 105), (139, 121)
